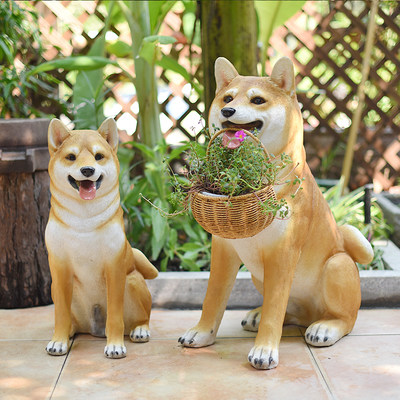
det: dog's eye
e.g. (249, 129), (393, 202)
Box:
(95, 153), (104, 161)
(251, 97), (266, 105)
(223, 95), (233, 103)
(66, 154), (76, 161)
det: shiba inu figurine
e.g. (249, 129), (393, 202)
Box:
(179, 57), (373, 369)
(45, 118), (158, 359)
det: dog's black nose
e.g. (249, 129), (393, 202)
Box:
(80, 167), (95, 177)
(221, 107), (236, 118)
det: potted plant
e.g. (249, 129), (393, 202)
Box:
(148, 126), (301, 239)
(0, 1), (66, 308)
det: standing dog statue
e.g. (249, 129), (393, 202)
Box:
(179, 57), (373, 369)
(45, 118), (158, 358)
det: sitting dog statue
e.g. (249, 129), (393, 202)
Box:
(179, 57), (373, 369)
(45, 118), (158, 358)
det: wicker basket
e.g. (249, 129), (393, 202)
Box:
(190, 128), (277, 239)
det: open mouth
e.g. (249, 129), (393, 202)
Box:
(220, 121), (264, 149)
(222, 120), (263, 133)
(68, 175), (103, 200)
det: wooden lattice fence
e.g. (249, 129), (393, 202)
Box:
(268, 0), (399, 190)
(30, 0), (399, 189)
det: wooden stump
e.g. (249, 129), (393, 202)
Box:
(0, 171), (52, 308)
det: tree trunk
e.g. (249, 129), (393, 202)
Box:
(0, 171), (52, 308)
(200, 0), (258, 116)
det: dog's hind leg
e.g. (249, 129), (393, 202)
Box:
(305, 252), (361, 347)
(125, 271), (152, 343)
(241, 275), (262, 332)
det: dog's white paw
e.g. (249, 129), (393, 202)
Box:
(178, 327), (216, 348)
(104, 344), (127, 359)
(241, 308), (261, 332)
(130, 326), (150, 343)
(305, 321), (342, 347)
(248, 345), (279, 370)
(46, 340), (69, 356)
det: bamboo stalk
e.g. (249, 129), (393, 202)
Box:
(341, 0), (379, 192)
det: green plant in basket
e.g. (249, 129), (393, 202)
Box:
(145, 127), (304, 240)
(170, 128), (298, 216)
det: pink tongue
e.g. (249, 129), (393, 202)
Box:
(79, 180), (96, 200)
(221, 131), (241, 149)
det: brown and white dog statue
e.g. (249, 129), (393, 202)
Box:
(45, 118), (158, 358)
(179, 57), (373, 369)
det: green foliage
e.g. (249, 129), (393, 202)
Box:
(0, 0), (64, 118)
(27, 57), (120, 77)
(28, 0), (197, 137)
(118, 142), (211, 271)
(0, 0), (43, 64)
(72, 2), (115, 130)
(322, 178), (393, 270)
(322, 178), (392, 241)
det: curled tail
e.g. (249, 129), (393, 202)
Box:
(132, 248), (158, 279)
(339, 225), (374, 265)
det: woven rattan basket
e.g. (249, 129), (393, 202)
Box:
(190, 129), (277, 239)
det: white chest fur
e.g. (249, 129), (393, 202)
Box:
(226, 216), (289, 282)
(46, 219), (125, 272)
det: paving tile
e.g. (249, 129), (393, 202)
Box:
(351, 309), (400, 335)
(1, 306), (399, 400)
(0, 305), (54, 340)
(311, 335), (400, 400)
(298, 309), (400, 338)
(0, 340), (65, 400)
(53, 337), (329, 400)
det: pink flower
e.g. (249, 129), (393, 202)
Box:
(235, 130), (246, 142)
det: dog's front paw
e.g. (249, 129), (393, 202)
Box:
(104, 344), (127, 359)
(248, 345), (279, 370)
(46, 340), (69, 356)
(130, 325), (150, 343)
(241, 307), (261, 332)
(178, 327), (216, 348)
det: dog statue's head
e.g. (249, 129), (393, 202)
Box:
(48, 118), (119, 201)
(209, 57), (303, 157)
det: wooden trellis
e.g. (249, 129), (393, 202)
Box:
(269, 0), (399, 190)
(30, 0), (399, 189)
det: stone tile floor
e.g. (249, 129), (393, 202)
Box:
(0, 306), (399, 400)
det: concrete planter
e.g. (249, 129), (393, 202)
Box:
(148, 240), (400, 309)
(0, 118), (52, 308)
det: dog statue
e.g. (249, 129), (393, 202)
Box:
(45, 118), (158, 358)
(179, 57), (373, 369)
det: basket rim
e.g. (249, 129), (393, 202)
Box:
(191, 185), (275, 202)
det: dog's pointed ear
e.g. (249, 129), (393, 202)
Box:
(48, 119), (71, 155)
(215, 57), (239, 94)
(270, 57), (296, 96)
(98, 118), (118, 152)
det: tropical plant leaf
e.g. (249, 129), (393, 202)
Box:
(143, 35), (177, 45)
(156, 55), (202, 95)
(148, 0), (177, 34)
(106, 40), (132, 58)
(255, 0), (305, 70)
(27, 56), (119, 77)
